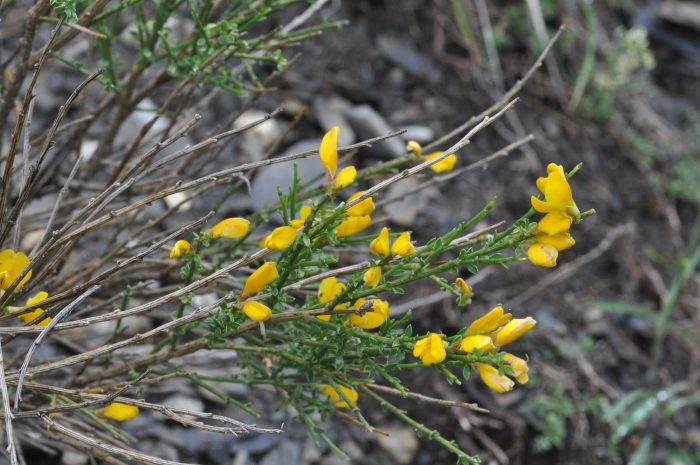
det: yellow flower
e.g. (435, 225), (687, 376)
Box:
(101, 402), (139, 421)
(264, 226), (298, 250)
(0, 249), (32, 291)
(290, 205), (312, 229)
(18, 291), (51, 326)
(460, 335), (496, 353)
(363, 266), (382, 288)
(495, 317), (537, 346)
(391, 231), (415, 256)
(406, 140), (423, 158)
(211, 217), (250, 239)
(317, 277), (348, 320)
(333, 166), (357, 190)
(527, 243), (558, 268)
(320, 126), (339, 180)
(535, 231), (575, 251)
(242, 301), (272, 321)
(345, 191), (375, 217)
(538, 211), (573, 236)
(467, 305), (512, 335)
(169, 240), (191, 258)
(455, 278), (473, 305)
(475, 363), (515, 394)
(320, 384), (358, 409)
(335, 215), (372, 237)
(423, 151), (457, 173)
(503, 353), (529, 384)
(349, 299), (390, 329)
(531, 163), (579, 218)
(413, 333), (446, 366)
(242, 261), (279, 296)
(370, 227), (390, 257)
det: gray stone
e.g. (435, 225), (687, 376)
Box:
(377, 426), (419, 465)
(377, 36), (439, 83)
(343, 105), (405, 158)
(400, 125), (434, 144)
(381, 177), (439, 226)
(62, 450), (88, 465)
(313, 96), (356, 146)
(250, 139), (324, 210)
(228, 433), (280, 454)
(163, 394), (205, 413)
(234, 109), (284, 162)
(260, 440), (301, 465)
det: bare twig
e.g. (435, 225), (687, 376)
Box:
(0, 340), (18, 465)
(365, 383), (489, 413)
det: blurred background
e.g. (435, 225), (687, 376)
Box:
(2, 0), (699, 464)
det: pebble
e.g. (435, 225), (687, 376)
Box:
(377, 36), (439, 83)
(344, 105), (405, 158)
(259, 440), (301, 465)
(313, 96), (356, 146)
(377, 426), (419, 465)
(250, 139), (324, 210)
(381, 178), (439, 226)
(228, 433), (280, 454)
(163, 394), (205, 413)
(234, 109), (284, 162)
(61, 450), (88, 465)
(400, 125), (434, 143)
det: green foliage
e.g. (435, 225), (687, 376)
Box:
(50, 0), (79, 21)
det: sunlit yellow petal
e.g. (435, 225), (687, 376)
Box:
(527, 243), (558, 268)
(335, 215), (372, 237)
(211, 218), (250, 239)
(242, 261), (279, 296)
(345, 191), (375, 217)
(242, 301), (272, 321)
(333, 166), (357, 190)
(475, 363), (514, 394)
(320, 126), (339, 179)
(101, 402), (139, 421)
(495, 317), (537, 346)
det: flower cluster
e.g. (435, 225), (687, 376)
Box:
(406, 140), (457, 173)
(413, 305), (535, 394)
(527, 163), (580, 268)
(1, 249), (53, 326)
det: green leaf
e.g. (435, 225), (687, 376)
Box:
(669, 447), (695, 465)
(462, 365), (471, 381)
(611, 396), (658, 444)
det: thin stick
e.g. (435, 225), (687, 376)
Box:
(364, 383), (489, 413)
(0, 340), (18, 465)
(14, 286), (100, 408)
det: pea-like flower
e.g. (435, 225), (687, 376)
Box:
(242, 261), (279, 297)
(333, 166), (357, 190)
(466, 305), (512, 335)
(242, 301), (272, 321)
(320, 383), (358, 409)
(363, 266), (382, 288)
(413, 333), (446, 366)
(391, 231), (415, 256)
(423, 151), (457, 173)
(495, 317), (537, 346)
(101, 402), (139, 421)
(317, 277), (349, 321)
(538, 211), (573, 236)
(0, 249), (32, 291)
(210, 217), (250, 239)
(455, 278), (473, 305)
(320, 126), (339, 180)
(264, 226), (298, 250)
(531, 163), (579, 218)
(349, 299), (389, 329)
(406, 140), (423, 158)
(503, 353), (529, 384)
(335, 215), (372, 237)
(370, 227), (390, 257)
(527, 243), (558, 268)
(345, 191), (375, 217)
(475, 363), (515, 394)
(18, 291), (52, 326)
(460, 335), (496, 353)
(534, 231), (575, 251)
(290, 205), (312, 229)
(169, 240), (191, 259)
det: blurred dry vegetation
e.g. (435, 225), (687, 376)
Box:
(0, 0), (699, 464)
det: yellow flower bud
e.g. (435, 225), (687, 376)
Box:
(335, 215), (372, 237)
(413, 333), (446, 366)
(345, 191), (375, 217)
(242, 261), (279, 297)
(534, 231), (575, 251)
(370, 227), (390, 257)
(466, 305), (512, 335)
(455, 278), (473, 305)
(503, 353), (529, 384)
(460, 335), (496, 353)
(0, 249), (32, 291)
(101, 402), (139, 421)
(527, 243), (558, 268)
(406, 140), (422, 158)
(495, 317), (537, 346)
(424, 151), (457, 173)
(264, 226), (298, 250)
(290, 205), (312, 229)
(475, 363), (515, 394)
(538, 211), (573, 236)
(320, 383), (358, 409)
(391, 231), (415, 256)
(210, 217), (250, 239)
(333, 166), (357, 190)
(169, 240), (191, 258)
(18, 291), (51, 326)
(363, 266), (382, 288)
(242, 301), (272, 321)
(349, 299), (390, 329)
(320, 126), (339, 180)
